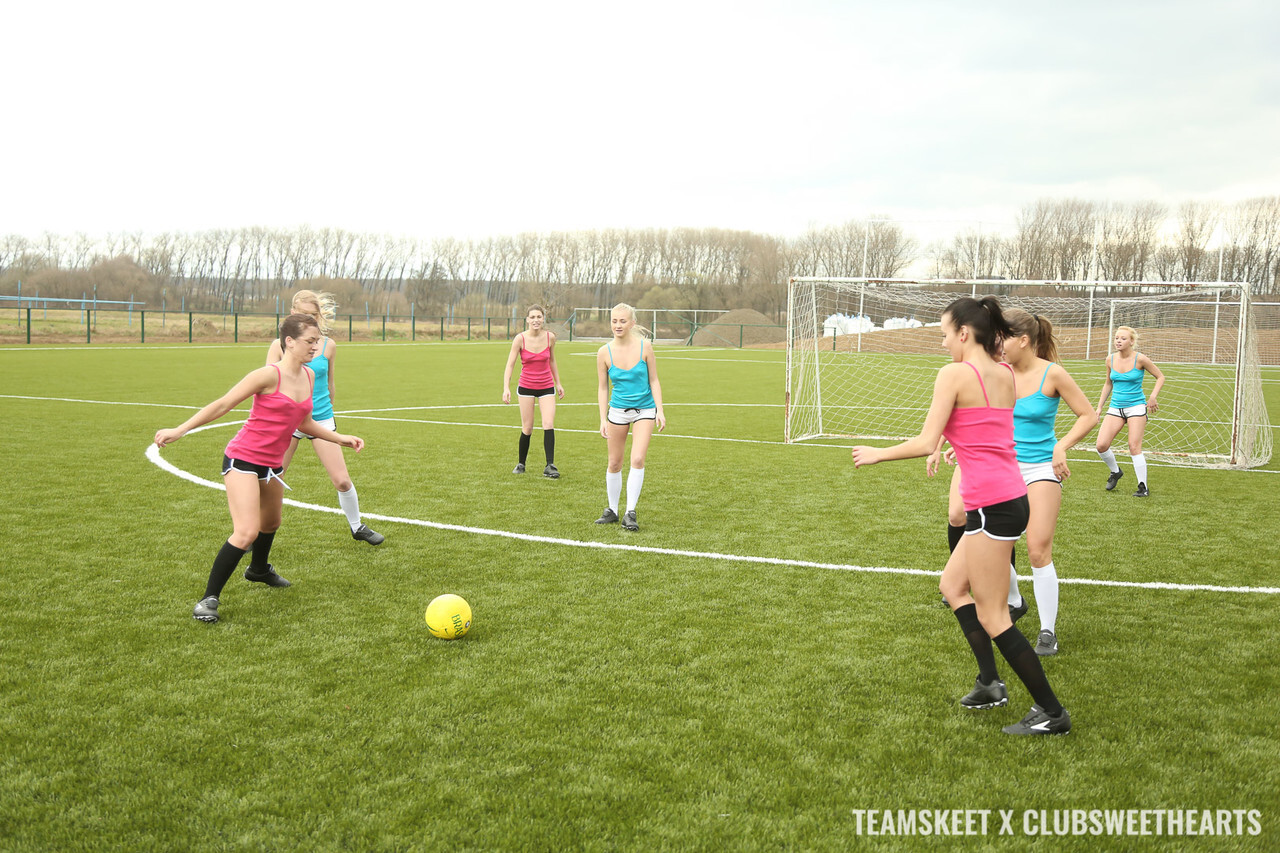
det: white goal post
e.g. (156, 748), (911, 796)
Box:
(785, 278), (1273, 469)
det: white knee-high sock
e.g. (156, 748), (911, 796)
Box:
(337, 486), (361, 531)
(1098, 449), (1120, 473)
(1132, 453), (1148, 485)
(606, 471), (622, 513)
(625, 467), (645, 512)
(1032, 562), (1059, 632)
(1008, 562), (1023, 606)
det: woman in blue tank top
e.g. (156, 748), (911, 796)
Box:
(594, 303), (665, 531)
(1000, 308), (1097, 656)
(1093, 325), (1165, 497)
(267, 290), (384, 545)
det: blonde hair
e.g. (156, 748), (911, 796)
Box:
(1116, 325), (1139, 348)
(292, 289), (337, 335)
(611, 303), (652, 342)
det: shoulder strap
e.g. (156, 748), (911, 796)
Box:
(1038, 364), (1052, 394)
(1002, 361), (1016, 398)
(962, 361), (990, 407)
(607, 343), (614, 366)
(271, 363), (282, 394)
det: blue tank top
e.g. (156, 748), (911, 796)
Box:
(607, 339), (655, 409)
(309, 339), (333, 420)
(1013, 365), (1061, 464)
(1109, 355), (1146, 407)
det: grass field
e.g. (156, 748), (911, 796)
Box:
(2, 340), (1279, 851)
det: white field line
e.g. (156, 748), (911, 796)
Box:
(4, 392), (1278, 593)
(5, 393), (1274, 462)
(141, 427), (1279, 596)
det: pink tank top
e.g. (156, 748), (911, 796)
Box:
(943, 362), (1026, 511)
(518, 334), (554, 389)
(225, 364), (314, 467)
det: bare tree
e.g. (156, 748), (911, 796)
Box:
(1174, 201), (1219, 281)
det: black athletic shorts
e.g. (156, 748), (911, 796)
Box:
(517, 385), (555, 398)
(964, 494), (1030, 541)
(222, 454), (285, 482)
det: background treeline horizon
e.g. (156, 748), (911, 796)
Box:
(2, 197), (1278, 320)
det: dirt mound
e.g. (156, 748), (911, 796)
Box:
(691, 309), (785, 347)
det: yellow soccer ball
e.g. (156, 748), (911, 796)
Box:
(425, 594), (472, 640)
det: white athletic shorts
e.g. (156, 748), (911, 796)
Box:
(1019, 460), (1061, 487)
(607, 406), (656, 425)
(1107, 403), (1147, 420)
(293, 416), (336, 440)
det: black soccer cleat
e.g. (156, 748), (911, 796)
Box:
(1003, 704), (1072, 735)
(621, 510), (639, 531)
(352, 524), (385, 545)
(960, 676), (1008, 710)
(193, 596), (220, 623)
(595, 508), (619, 524)
(1105, 470), (1124, 491)
(543, 464), (560, 479)
(245, 563), (291, 587)
(1035, 629), (1059, 656)
(512, 463), (526, 474)
(1133, 482), (1149, 498)
(1009, 597), (1029, 624)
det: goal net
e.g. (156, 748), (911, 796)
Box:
(785, 278), (1273, 469)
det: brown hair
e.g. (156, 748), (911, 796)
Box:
(1005, 307), (1059, 362)
(279, 313), (320, 350)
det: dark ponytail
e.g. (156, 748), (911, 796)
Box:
(943, 295), (1012, 358)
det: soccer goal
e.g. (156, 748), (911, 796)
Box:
(785, 278), (1273, 469)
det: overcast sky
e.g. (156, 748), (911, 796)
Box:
(5, 0), (1278, 242)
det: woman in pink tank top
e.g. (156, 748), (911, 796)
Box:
(154, 313), (366, 625)
(851, 296), (1071, 736)
(501, 304), (565, 478)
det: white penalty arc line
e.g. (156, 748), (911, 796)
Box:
(3, 394), (1273, 591)
(143, 425), (1280, 596)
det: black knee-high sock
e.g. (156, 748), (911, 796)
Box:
(204, 541), (248, 599)
(953, 603), (1000, 684)
(518, 432), (531, 464)
(543, 429), (555, 465)
(993, 626), (1064, 715)
(250, 531), (276, 572)
(948, 523), (965, 553)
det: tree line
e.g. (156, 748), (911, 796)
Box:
(2, 197), (1277, 320)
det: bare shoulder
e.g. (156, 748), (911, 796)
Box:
(244, 364), (278, 391)
(1044, 361), (1076, 391)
